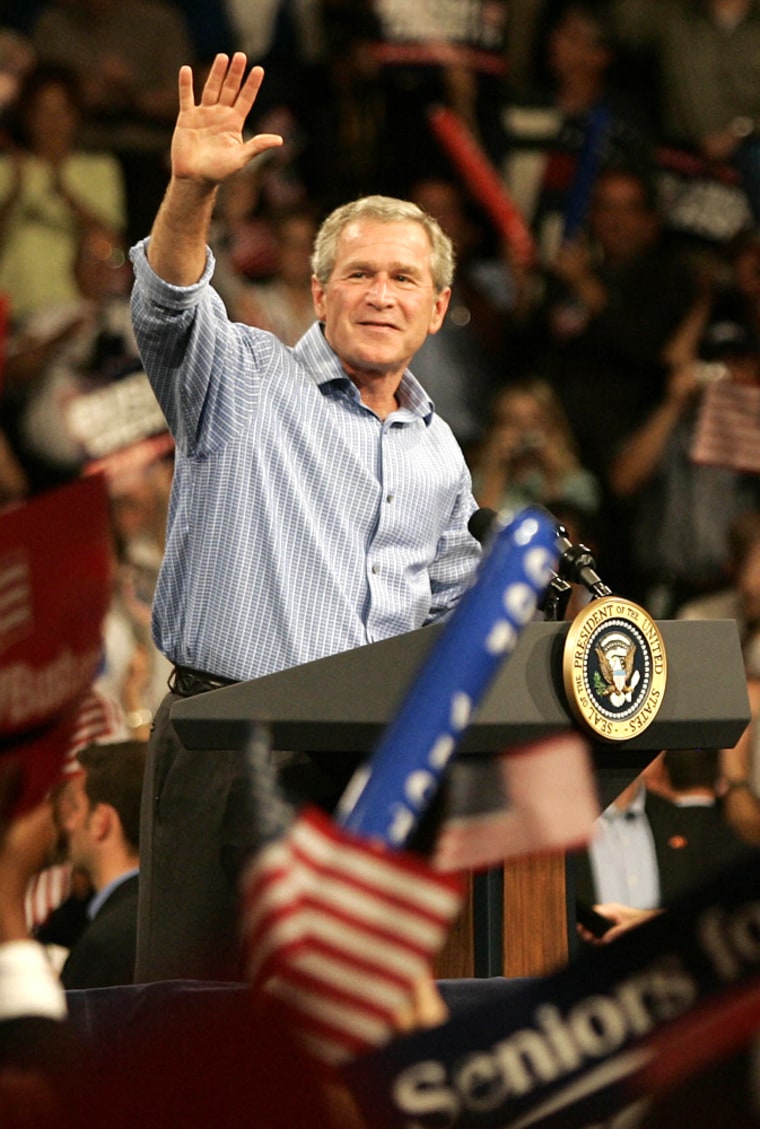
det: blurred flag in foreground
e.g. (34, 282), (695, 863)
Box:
(432, 731), (595, 873)
(241, 799), (462, 1066)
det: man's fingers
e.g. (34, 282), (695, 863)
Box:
(218, 51), (249, 106)
(179, 53), (264, 124)
(178, 63), (197, 112)
(232, 63), (267, 122)
(241, 133), (284, 167)
(199, 53), (230, 107)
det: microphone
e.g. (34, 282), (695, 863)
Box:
(467, 506), (500, 545)
(468, 506), (611, 599)
(554, 523), (611, 598)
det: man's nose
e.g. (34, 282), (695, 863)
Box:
(366, 274), (394, 304)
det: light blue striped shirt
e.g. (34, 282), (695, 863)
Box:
(129, 241), (481, 682)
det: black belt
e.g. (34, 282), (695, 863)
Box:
(168, 665), (238, 698)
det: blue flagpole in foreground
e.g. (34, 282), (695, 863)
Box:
(336, 506), (559, 847)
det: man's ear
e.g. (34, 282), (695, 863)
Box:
(428, 286), (451, 336)
(311, 275), (326, 321)
(90, 802), (114, 842)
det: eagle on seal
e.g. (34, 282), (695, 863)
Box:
(595, 640), (637, 696)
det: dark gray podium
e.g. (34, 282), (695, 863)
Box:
(173, 618), (750, 806)
(171, 618), (751, 978)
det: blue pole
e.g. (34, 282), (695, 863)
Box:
(336, 507), (559, 846)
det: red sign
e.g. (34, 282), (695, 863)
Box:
(0, 475), (112, 814)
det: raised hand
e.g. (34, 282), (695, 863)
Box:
(171, 53), (283, 187)
(0, 795), (57, 941)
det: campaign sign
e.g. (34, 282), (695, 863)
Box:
(0, 475), (112, 814)
(346, 849), (760, 1129)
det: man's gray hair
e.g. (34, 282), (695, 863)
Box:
(310, 194), (455, 293)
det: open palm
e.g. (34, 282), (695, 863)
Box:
(171, 53), (282, 185)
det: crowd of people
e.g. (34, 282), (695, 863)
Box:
(3, 0), (760, 1124)
(2, 2), (760, 609)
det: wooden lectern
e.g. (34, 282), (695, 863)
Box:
(172, 618), (750, 979)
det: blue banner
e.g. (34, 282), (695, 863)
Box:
(346, 849), (760, 1128)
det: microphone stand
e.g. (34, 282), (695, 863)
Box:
(539, 524), (612, 620)
(539, 574), (572, 621)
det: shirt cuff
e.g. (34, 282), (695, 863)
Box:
(129, 238), (216, 307)
(0, 941), (67, 1022)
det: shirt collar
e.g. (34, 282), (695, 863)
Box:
(88, 867), (139, 920)
(293, 323), (435, 425)
(602, 785), (646, 822)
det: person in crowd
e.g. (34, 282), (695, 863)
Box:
(99, 460), (175, 742)
(129, 53), (481, 981)
(500, 1), (655, 263)
(648, 747), (748, 887)
(408, 176), (515, 454)
(2, 221), (135, 494)
(516, 163), (699, 597)
(611, 0), (760, 220)
(56, 740), (145, 990)
(320, 0), (511, 200)
(471, 375), (601, 519)
(608, 310), (760, 616)
(230, 205), (319, 345)
(719, 676), (760, 847)
(0, 60), (126, 323)
(573, 748), (747, 944)
(677, 508), (760, 677)
(26, 687), (126, 974)
(533, 164), (699, 482)
(0, 787), (75, 1128)
(707, 227), (760, 346)
(573, 776), (664, 918)
(207, 162), (282, 312)
(30, 0), (194, 244)
(0, 750), (362, 1129)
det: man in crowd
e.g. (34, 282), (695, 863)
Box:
(129, 53), (481, 980)
(58, 741), (145, 990)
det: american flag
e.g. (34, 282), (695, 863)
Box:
(432, 732), (598, 873)
(691, 380), (760, 473)
(240, 802), (462, 1067)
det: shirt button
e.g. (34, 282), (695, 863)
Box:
(386, 494), (393, 503)
(371, 565), (379, 574)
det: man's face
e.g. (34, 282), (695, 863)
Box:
(311, 219), (450, 385)
(590, 176), (657, 262)
(549, 11), (610, 80)
(57, 774), (96, 875)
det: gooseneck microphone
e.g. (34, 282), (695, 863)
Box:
(468, 507), (612, 601)
(553, 524), (612, 599)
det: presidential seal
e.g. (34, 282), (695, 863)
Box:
(562, 596), (667, 742)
